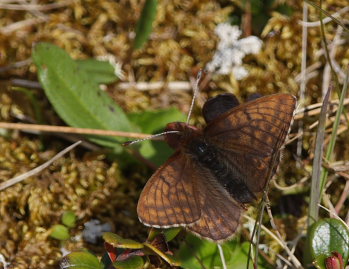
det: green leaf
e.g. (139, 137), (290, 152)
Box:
(103, 232), (144, 249)
(128, 108), (185, 134)
(309, 218), (349, 269)
(62, 251), (103, 269)
(163, 227), (182, 242)
(144, 242), (180, 266)
(32, 43), (136, 152)
(62, 211), (77, 228)
(113, 256), (144, 269)
(50, 224), (70, 240)
(76, 59), (118, 84)
(134, 0), (157, 49)
(128, 108), (185, 165)
(176, 235), (272, 269)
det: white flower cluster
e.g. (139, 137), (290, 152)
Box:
(206, 23), (263, 80)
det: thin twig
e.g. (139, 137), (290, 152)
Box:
(0, 2), (69, 11)
(0, 59), (32, 73)
(334, 180), (349, 214)
(0, 141), (81, 191)
(278, 253), (294, 268)
(186, 70), (202, 124)
(0, 122), (151, 139)
(217, 244), (227, 269)
(303, 0), (349, 32)
(322, 26), (343, 96)
(243, 215), (304, 269)
(294, 62), (322, 82)
(319, 203), (349, 230)
(264, 201), (304, 269)
(294, 98), (349, 120)
(298, 6), (349, 27)
(273, 175), (309, 191)
(117, 81), (191, 91)
(296, 2), (309, 162)
(11, 79), (42, 89)
(0, 17), (46, 35)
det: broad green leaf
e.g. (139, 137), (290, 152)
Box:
(32, 43), (136, 152)
(128, 108), (185, 165)
(50, 224), (70, 240)
(103, 232), (144, 249)
(113, 256), (144, 269)
(62, 211), (77, 228)
(134, 0), (157, 49)
(61, 251), (103, 269)
(76, 59), (118, 84)
(176, 235), (272, 269)
(309, 218), (349, 269)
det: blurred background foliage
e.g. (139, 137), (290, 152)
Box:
(0, 0), (349, 268)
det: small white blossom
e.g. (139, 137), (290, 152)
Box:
(206, 23), (263, 79)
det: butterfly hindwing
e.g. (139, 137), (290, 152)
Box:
(204, 94), (296, 192)
(187, 166), (242, 242)
(137, 153), (202, 227)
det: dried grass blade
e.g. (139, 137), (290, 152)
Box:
(308, 86), (331, 227)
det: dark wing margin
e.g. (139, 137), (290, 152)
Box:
(204, 94), (296, 193)
(137, 153), (202, 228)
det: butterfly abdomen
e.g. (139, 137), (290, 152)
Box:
(188, 139), (256, 204)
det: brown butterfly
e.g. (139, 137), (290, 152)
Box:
(137, 93), (296, 242)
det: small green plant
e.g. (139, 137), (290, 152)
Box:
(61, 229), (181, 269)
(50, 211), (77, 241)
(309, 219), (349, 269)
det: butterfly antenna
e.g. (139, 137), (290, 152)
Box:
(186, 69), (203, 124)
(122, 130), (179, 146)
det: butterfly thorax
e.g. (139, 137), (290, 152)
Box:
(164, 122), (202, 149)
(164, 122), (256, 204)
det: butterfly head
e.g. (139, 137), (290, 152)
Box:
(164, 122), (202, 150)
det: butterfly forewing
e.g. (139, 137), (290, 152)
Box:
(137, 153), (202, 227)
(204, 94), (296, 192)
